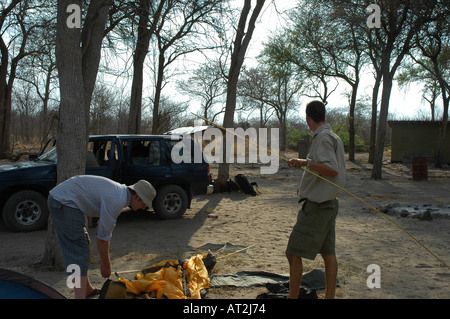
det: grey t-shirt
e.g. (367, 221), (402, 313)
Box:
(49, 175), (130, 241)
(298, 124), (347, 203)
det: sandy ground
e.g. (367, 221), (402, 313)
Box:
(1, 152), (449, 300)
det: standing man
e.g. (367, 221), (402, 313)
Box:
(47, 175), (156, 299)
(286, 100), (346, 299)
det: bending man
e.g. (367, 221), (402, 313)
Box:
(47, 175), (156, 299)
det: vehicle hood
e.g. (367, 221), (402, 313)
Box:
(0, 160), (56, 181)
(0, 160), (53, 173)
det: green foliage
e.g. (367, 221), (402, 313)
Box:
(332, 121), (367, 152)
(286, 124), (310, 149)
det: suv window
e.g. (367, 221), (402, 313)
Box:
(129, 140), (161, 166)
(87, 140), (117, 167)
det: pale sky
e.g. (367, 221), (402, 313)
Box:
(246, 0), (431, 120)
(144, 0), (432, 121)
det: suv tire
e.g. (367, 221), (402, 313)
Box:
(2, 190), (48, 232)
(153, 185), (188, 219)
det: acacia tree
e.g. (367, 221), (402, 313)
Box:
(366, 0), (439, 179)
(127, 0), (165, 134)
(322, 1), (367, 162)
(239, 64), (302, 152)
(238, 67), (274, 128)
(365, 34), (383, 164)
(323, 0), (443, 177)
(265, 63), (302, 153)
(262, 1), (367, 161)
(0, 0), (50, 158)
(263, 5), (339, 104)
(218, 0), (265, 181)
(397, 59), (442, 121)
(16, 15), (58, 146)
(177, 62), (226, 124)
(262, 28), (339, 106)
(150, 0), (223, 134)
(411, 13), (449, 167)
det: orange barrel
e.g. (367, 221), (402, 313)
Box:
(411, 157), (428, 181)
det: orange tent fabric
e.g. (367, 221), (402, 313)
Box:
(116, 252), (210, 299)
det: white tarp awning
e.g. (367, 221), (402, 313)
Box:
(164, 126), (213, 135)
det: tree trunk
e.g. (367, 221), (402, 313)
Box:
(40, 65), (53, 145)
(129, 0), (165, 134)
(43, 0), (86, 271)
(81, 0), (111, 137)
(368, 72), (382, 164)
(280, 112), (286, 157)
(128, 55), (145, 134)
(128, 0), (151, 134)
(371, 30), (415, 179)
(218, 0), (265, 181)
(42, 215), (65, 270)
(348, 82), (358, 162)
(218, 71), (239, 180)
(42, 0), (111, 270)
(0, 84), (12, 159)
(371, 75), (393, 180)
(152, 51), (166, 134)
(0, 0), (21, 159)
(432, 54), (449, 168)
(434, 94), (449, 168)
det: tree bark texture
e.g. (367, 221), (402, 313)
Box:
(43, 0), (111, 270)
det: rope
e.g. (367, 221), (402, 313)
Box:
(191, 113), (450, 270)
(216, 245), (257, 260)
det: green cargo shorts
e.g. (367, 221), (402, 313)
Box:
(286, 199), (338, 260)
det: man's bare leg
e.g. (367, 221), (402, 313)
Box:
(322, 254), (337, 299)
(286, 253), (303, 299)
(74, 276), (87, 299)
(74, 275), (96, 299)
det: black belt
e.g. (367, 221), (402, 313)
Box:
(299, 198), (336, 206)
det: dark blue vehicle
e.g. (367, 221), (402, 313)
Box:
(0, 135), (213, 232)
